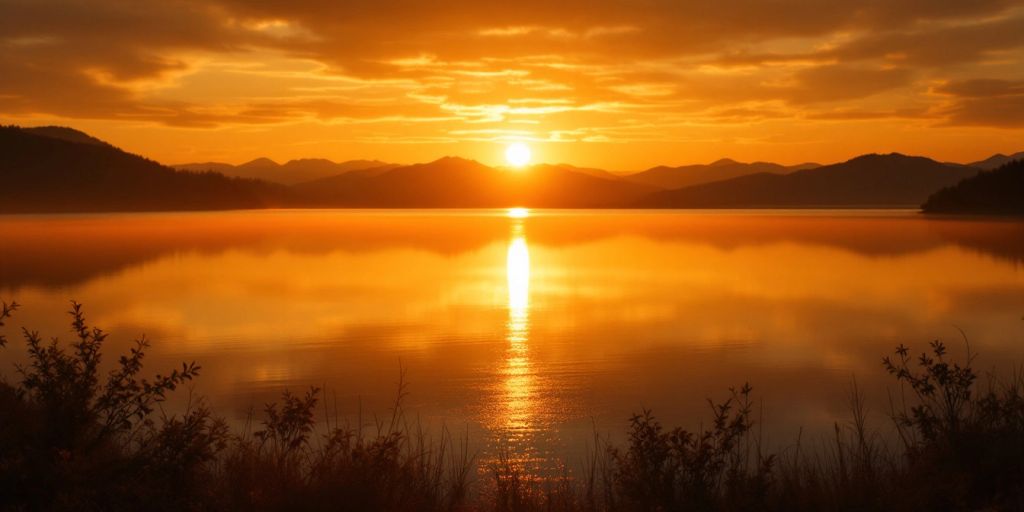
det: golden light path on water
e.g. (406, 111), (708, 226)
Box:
(483, 207), (551, 472)
(504, 220), (532, 433)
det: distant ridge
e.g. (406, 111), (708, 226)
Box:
(1, 125), (1010, 212)
(0, 126), (288, 213)
(527, 163), (622, 181)
(174, 157), (397, 185)
(968, 151), (1024, 170)
(638, 153), (977, 208)
(624, 159), (818, 189)
(293, 157), (657, 208)
(240, 157), (279, 168)
(23, 126), (109, 147)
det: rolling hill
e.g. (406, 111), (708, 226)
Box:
(638, 153), (978, 208)
(23, 126), (110, 147)
(527, 163), (623, 181)
(624, 158), (820, 189)
(174, 157), (397, 185)
(968, 151), (1024, 170)
(1, 125), (1009, 212)
(293, 157), (658, 208)
(0, 126), (290, 213)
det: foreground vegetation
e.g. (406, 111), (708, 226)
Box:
(1, 302), (1022, 511)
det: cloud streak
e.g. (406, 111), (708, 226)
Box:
(1, 0), (1023, 165)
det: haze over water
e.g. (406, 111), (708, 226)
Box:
(2, 209), (1023, 471)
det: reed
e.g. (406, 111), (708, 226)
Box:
(1, 302), (1022, 511)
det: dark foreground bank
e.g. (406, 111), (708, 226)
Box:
(1, 302), (1022, 511)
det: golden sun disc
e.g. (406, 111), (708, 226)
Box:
(505, 143), (532, 168)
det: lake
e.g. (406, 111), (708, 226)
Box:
(1, 209), (1023, 473)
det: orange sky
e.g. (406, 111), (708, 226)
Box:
(2, 0), (1024, 170)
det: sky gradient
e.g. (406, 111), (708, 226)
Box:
(2, 0), (1024, 169)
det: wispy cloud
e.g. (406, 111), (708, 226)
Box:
(2, 0), (1023, 165)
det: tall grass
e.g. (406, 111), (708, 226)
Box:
(1, 302), (1022, 511)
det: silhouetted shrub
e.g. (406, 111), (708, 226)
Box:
(884, 340), (1024, 510)
(0, 302), (218, 511)
(607, 384), (773, 511)
(214, 380), (472, 512)
(2, 302), (1024, 511)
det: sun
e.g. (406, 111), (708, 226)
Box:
(504, 142), (532, 168)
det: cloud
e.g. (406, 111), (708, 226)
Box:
(937, 79), (1024, 128)
(830, 14), (1024, 66)
(787, 65), (915, 104)
(0, 0), (1023, 140)
(803, 108), (932, 121)
(937, 79), (1024, 97)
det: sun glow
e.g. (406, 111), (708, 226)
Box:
(504, 142), (532, 168)
(507, 207), (529, 219)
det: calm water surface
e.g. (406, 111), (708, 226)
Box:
(1, 209), (1023, 471)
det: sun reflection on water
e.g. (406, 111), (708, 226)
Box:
(507, 207), (530, 219)
(477, 214), (556, 474)
(503, 227), (532, 433)
(507, 236), (530, 317)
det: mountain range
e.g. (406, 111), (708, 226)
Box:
(0, 126), (288, 213)
(291, 157), (657, 208)
(174, 158), (397, 185)
(638, 154), (977, 208)
(967, 152), (1024, 170)
(625, 159), (820, 189)
(0, 125), (1019, 213)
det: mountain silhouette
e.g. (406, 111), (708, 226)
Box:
(23, 126), (109, 147)
(528, 163), (624, 181)
(174, 157), (397, 185)
(638, 153), (977, 208)
(2, 125), (1010, 212)
(0, 126), (289, 213)
(625, 159), (819, 189)
(293, 157), (657, 207)
(968, 151), (1024, 170)
(923, 159), (1024, 215)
